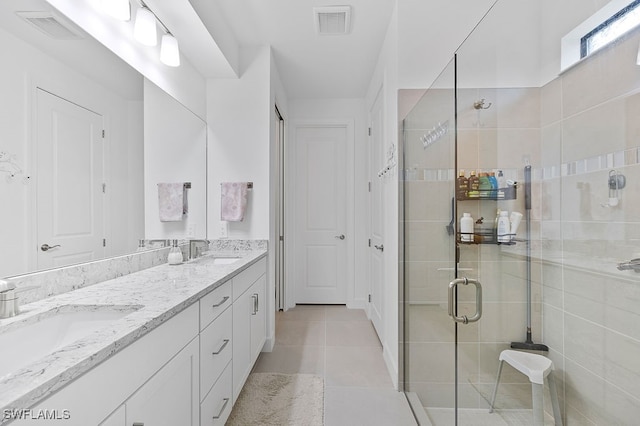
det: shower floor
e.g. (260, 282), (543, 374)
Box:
(424, 408), (556, 425)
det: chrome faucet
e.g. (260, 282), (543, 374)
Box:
(0, 282), (17, 319)
(189, 240), (211, 259)
(0, 283), (39, 319)
(146, 239), (171, 247)
(617, 258), (640, 272)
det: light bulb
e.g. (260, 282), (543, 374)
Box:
(133, 7), (157, 46)
(160, 34), (180, 67)
(101, 0), (130, 21)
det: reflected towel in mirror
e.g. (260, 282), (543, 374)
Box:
(158, 182), (188, 221)
(221, 182), (249, 222)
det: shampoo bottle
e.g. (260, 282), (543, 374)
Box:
(460, 213), (474, 242)
(468, 171), (480, 197)
(457, 170), (469, 198)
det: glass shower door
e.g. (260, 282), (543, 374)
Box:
(401, 58), (461, 423)
(452, 0), (544, 423)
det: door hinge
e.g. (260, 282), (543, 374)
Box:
(368, 127), (371, 136)
(368, 238), (371, 247)
(102, 129), (105, 138)
(102, 183), (106, 193)
(368, 294), (371, 303)
(368, 181), (371, 192)
(103, 238), (106, 247)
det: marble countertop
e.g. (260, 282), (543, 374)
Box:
(0, 248), (267, 418)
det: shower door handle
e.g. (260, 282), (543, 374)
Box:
(448, 277), (482, 324)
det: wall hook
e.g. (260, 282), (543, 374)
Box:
(473, 99), (492, 110)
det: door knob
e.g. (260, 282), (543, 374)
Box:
(374, 244), (384, 252)
(41, 244), (61, 252)
(335, 234), (345, 240)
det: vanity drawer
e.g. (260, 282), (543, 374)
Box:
(200, 280), (232, 330)
(200, 360), (233, 426)
(232, 257), (267, 301)
(200, 305), (232, 399)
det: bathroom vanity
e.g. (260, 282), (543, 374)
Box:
(0, 247), (267, 425)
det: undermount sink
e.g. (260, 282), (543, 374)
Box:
(212, 257), (241, 265)
(0, 304), (140, 380)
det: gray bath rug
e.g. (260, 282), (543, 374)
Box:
(227, 373), (324, 425)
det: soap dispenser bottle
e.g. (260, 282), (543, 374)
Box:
(168, 240), (183, 265)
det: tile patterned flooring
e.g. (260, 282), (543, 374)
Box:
(252, 305), (417, 425)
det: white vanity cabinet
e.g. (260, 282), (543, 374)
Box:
(10, 255), (268, 426)
(232, 258), (267, 402)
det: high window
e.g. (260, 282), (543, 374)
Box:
(581, 0), (640, 58)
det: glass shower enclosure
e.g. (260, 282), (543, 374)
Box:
(401, 0), (640, 425)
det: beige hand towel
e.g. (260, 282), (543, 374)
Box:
(158, 183), (188, 222)
(221, 182), (249, 222)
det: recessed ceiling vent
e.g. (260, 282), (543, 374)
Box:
(15, 11), (84, 40)
(314, 6), (351, 35)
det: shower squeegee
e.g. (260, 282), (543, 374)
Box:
(511, 165), (549, 352)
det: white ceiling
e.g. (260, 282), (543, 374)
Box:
(211, 0), (396, 100)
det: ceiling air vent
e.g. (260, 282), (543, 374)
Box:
(15, 11), (84, 40)
(314, 6), (351, 35)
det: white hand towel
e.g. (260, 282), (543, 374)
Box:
(158, 183), (188, 222)
(221, 182), (249, 222)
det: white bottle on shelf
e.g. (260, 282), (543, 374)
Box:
(460, 213), (474, 242)
(497, 211), (511, 243)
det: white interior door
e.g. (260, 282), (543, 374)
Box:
(36, 88), (105, 270)
(294, 125), (347, 304)
(369, 90), (384, 339)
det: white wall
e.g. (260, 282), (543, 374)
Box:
(143, 79), (208, 240)
(0, 26), (143, 278)
(207, 47), (272, 240)
(365, 1), (401, 388)
(207, 45), (289, 351)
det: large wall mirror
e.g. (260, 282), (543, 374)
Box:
(0, 0), (207, 278)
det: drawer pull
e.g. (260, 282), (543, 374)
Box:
(212, 339), (230, 355)
(212, 296), (229, 308)
(212, 398), (230, 419)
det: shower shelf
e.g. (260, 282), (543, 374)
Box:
(456, 185), (517, 201)
(458, 232), (516, 245)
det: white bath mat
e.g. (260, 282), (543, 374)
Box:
(227, 373), (324, 425)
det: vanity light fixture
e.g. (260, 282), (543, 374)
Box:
(160, 33), (180, 67)
(133, 6), (157, 46)
(101, 0), (131, 21)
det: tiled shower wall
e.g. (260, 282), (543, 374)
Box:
(539, 30), (640, 425)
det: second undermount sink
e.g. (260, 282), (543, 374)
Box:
(0, 304), (140, 380)
(212, 257), (241, 265)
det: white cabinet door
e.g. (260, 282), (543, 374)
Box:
(126, 338), (199, 426)
(99, 405), (125, 426)
(232, 288), (252, 402)
(250, 276), (267, 361)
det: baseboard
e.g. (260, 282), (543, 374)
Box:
(383, 344), (399, 390)
(262, 333), (275, 352)
(346, 299), (366, 310)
